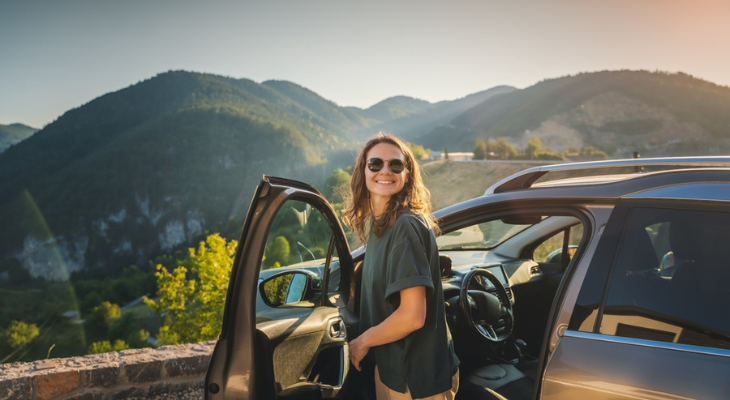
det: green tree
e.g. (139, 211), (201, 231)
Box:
(322, 168), (351, 204)
(107, 313), (150, 349)
(127, 329), (151, 348)
(580, 146), (608, 159)
(565, 146), (580, 156)
(4, 321), (39, 349)
(264, 236), (291, 269)
(492, 138), (517, 160)
(473, 139), (487, 160)
(408, 142), (430, 160)
(88, 339), (129, 355)
(84, 301), (122, 341)
(96, 301), (122, 326)
(525, 136), (542, 160)
(262, 275), (291, 306)
(144, 233), (237, 345)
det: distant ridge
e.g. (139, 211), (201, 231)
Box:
(350, 86), (516, 142)
(355, 95), (434, 121)
(0, 123), (37, 152)
(420, 70), (730, 157)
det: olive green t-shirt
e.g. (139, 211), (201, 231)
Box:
(360, 213), (459, 399)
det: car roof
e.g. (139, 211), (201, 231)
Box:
(485, 156), (730, 194)
(435, 157), (730, 218)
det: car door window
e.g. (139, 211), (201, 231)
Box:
(575, 206), (730, 350)
(263, 200), (333, 270)
(257, 199), (339, 316)
(533, 223), (583, 264)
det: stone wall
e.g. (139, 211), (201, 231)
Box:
(0, 341), (215, 400)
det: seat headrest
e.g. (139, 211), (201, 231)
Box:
(621, 227), (658, 273)
(670, 219), (702, 261)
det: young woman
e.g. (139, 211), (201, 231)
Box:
(343, 133), (459, 399)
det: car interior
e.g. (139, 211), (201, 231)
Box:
(253, 199), (587, 400)
(335, 211), (586, 400)
(435, 212), (583, 400)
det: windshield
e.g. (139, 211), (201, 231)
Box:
(437, 219), (537, 250)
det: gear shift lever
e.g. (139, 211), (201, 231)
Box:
(505, 337), (527, 364)
(514, 338), (527, 363)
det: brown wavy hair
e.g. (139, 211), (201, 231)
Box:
(342, 133), (439, 245)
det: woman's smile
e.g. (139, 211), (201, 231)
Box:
(365, 143), (408, 215)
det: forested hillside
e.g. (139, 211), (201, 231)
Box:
(0, 71), (365, 283)
(0, 70), (491, 285)
(419, 71), (730, 157)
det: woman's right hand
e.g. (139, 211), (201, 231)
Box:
(348, 335), (369, 371)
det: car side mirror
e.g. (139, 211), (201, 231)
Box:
(260, 270), (322, 307)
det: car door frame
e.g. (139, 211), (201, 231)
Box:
(205, 176), (353, 400)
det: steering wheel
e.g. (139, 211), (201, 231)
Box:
(459, 268), (514, 343)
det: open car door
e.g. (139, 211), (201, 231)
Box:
(206, 176), (355, 400)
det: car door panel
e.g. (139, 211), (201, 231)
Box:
(256, 308), (348, 398)
(206, 177), (353, 400)
(543, 331), (730, 399)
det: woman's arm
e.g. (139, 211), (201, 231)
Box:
(348, 285), (426, 371)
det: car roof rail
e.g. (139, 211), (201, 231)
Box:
(485, 156), (730, 195)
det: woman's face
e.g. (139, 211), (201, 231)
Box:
(364, 142), (408, 207)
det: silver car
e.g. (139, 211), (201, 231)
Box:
(206, 157), (730, 399)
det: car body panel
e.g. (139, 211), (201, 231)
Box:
(542, 331), (730, 400)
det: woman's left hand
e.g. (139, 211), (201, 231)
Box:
(348, 336), (369, 371)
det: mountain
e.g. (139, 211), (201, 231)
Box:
(0, 123), (37, 152)
(0, 70), (495, 281)
(0, 71), (374, 281)
(419, 71), (730, 157)
(261, 80), (371, 131)
(352, 95), (433, 122)
(351, 86), (516, 142)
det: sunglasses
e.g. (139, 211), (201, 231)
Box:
(367, 158), (406, 174)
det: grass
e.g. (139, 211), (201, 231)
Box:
(422, 160), (545, 210)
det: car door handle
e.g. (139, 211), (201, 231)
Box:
(329, 318), (347, 339)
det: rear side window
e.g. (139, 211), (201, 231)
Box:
(572, 206), (730, 350)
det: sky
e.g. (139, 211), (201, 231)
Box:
(1, 0), (729, 129)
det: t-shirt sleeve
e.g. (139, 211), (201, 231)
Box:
(384, 216), (435, 301)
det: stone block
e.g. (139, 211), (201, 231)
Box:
(123, 360), (162, 383)
(0, 376), (31, 400)
(34, 370), (80, 400)
(81, 364), (120, 388)
(164, 354), (210, 377)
